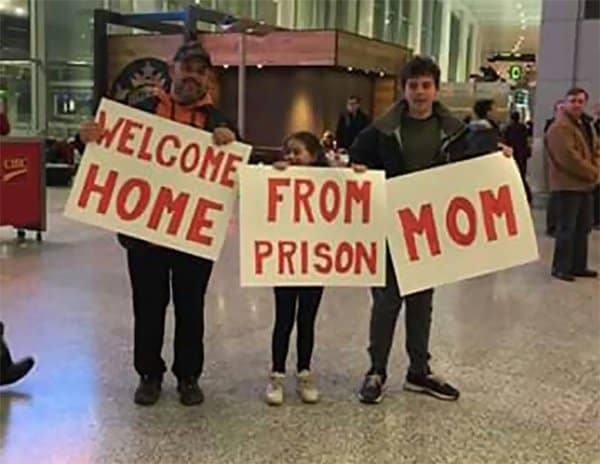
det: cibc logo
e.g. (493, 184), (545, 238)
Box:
(2, 157), (28, 182)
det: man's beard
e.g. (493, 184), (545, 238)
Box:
(173, 78), (206, 105)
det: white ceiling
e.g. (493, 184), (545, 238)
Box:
(460, 0), (542, 25)
(460, 0), (542, 56)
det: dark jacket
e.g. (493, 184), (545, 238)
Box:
(0, 111), (10, 136)
(503, 121), (530, 161)
(349, 100), (475, 178)
(336, 109), (371, 150)
(465, 118), (501, 159)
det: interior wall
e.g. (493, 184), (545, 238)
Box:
(218, 67), (375, 147)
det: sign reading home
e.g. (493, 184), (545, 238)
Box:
(65, 98), (251, 261)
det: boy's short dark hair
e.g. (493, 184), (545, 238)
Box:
(348, 95), (360, 103)
(510, 111), (520, 123)
(473, 99), (494, 119)
(400, 56), (441, 90)
(565, 87), (589, 101)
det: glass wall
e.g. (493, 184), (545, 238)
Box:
(0, 0), (482, 136)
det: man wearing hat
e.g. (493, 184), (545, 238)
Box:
(79, 41), (236, 407)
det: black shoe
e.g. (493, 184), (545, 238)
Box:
(551, 270), (575, 282)
(573, 269), (598, 278)
(134, 375), (162, 406)
(177, 378), (204, 406)
(0, 357), (35, 386)
(404, 372), (460, 401)
(358, 374), (385, 404)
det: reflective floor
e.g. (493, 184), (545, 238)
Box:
(1, 188), (599, 464)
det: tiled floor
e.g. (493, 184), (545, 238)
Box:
(0, 187), (598, 464)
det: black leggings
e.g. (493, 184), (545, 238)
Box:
(271, 287), (324, 374)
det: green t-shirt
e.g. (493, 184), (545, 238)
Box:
(400, 114), (442, 173)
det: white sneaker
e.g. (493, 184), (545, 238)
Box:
(265, 372), (285, 406)
(296, 370), (320, 404)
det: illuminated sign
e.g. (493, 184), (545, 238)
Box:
(509, 64), (523, 80)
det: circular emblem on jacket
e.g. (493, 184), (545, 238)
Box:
(111, 58), (171, 106)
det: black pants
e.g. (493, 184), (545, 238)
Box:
(0, 322), (13, 373)
(552, 191), (592, 274)
(516, 157), (532, 204)
(368, 256), (433, 379)
(546, 194), (557, 235)
(593, 185), (600, 226)
(271, 287), (324, 374)
(127, 247), (213, 380)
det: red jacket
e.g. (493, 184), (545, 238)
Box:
(0, 112), (10, 136)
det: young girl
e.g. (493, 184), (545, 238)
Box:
(266, 131), (329, 406)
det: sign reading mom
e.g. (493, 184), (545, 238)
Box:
(65, 98), (252, 261)
(386, 152), (538, 295)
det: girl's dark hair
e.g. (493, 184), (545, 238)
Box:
(510, 111), (520, 123)
(473, 99), (494, 119)
(400, 56), (441, 90)
(283, 131), (328, 166)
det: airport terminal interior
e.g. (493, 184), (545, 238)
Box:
(1, 0), (599, 463)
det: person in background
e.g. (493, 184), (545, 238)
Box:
(545, 100), (565, 236)
(79, 41), (237, 407)
(545, 87), (600, 282)
(336, 95), (370, 150)
(0, 323), (34, 386)
(504, 111), (533, 203)
(591, 102), (600, 229)
(264, 131), (329, 406)
(321, 130), (336, 153)
(465, 98), (501, 157)
(0, 99), (10, 135)
(350, 56), (513, 405)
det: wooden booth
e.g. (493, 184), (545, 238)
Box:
(96, 7), (411, 155)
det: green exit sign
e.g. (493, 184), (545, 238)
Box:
(509, 64), (523, 80)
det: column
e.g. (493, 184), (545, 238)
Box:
(531, 0), (582, 193)
(438, 0), (452, 82)
(456, 13), (470, 82)
(411, 0), (423, 53)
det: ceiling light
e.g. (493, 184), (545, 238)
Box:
(15, 6), (26, 15)
(347, 67), (353, 71)
(223, 64), (229, 69)
(257, 64), (263, 69)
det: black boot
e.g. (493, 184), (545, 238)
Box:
(177, 377), (204, 406)
(0, 324), (35, 386)
(134, 375), (162, 406)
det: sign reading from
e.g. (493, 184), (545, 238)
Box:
(386, 152), (538, 295)
(64, 98), (252, 261)
(239, 165), (387, 286)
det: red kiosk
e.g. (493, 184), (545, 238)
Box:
(0, 136), (46, 241)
